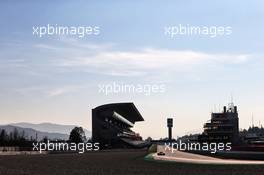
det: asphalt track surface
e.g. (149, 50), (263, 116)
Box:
(154, 145), (264, 165)
(0, 149), (264, 175)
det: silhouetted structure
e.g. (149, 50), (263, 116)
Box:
(92, 103), (148, 149)
(198, 102), (239, 145)
(167, 118), (173, 141)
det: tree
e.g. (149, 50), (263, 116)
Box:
(69, 127), (86, 143)
(145, 137), (152, 142)
(0, 129), (7, 144)
(42, 136), (48, 143)
(13, 128), (19, 141)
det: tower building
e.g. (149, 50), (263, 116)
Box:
(198, 102), (239, 145)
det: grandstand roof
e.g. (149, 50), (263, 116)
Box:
(93, 103), (144, 123)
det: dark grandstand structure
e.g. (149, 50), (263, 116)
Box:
(198, 102), (239, 145)
(92, 103), (149, 149)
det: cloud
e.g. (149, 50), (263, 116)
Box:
(45, 38), (250, 76)
(58, 47), (251, 76)
(15, 85), (87, 98)
(34, 36), (114, 51)
(21, 37), (247, 72)
(47, 88), (72, 97)
(34, 44), (59, 50)
(3, 38), (252, 78)
(47, 85), (87, 97)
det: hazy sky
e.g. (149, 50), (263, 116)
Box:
(0, 1), (264, 139)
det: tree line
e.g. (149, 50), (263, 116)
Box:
(0, 128), (32, 147)
(0, 126), (87, 147)
(241, 126), (264, 136)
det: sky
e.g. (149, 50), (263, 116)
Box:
(0, 1), (264, 139)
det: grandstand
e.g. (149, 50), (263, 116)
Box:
(92, 103), (148, 149)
